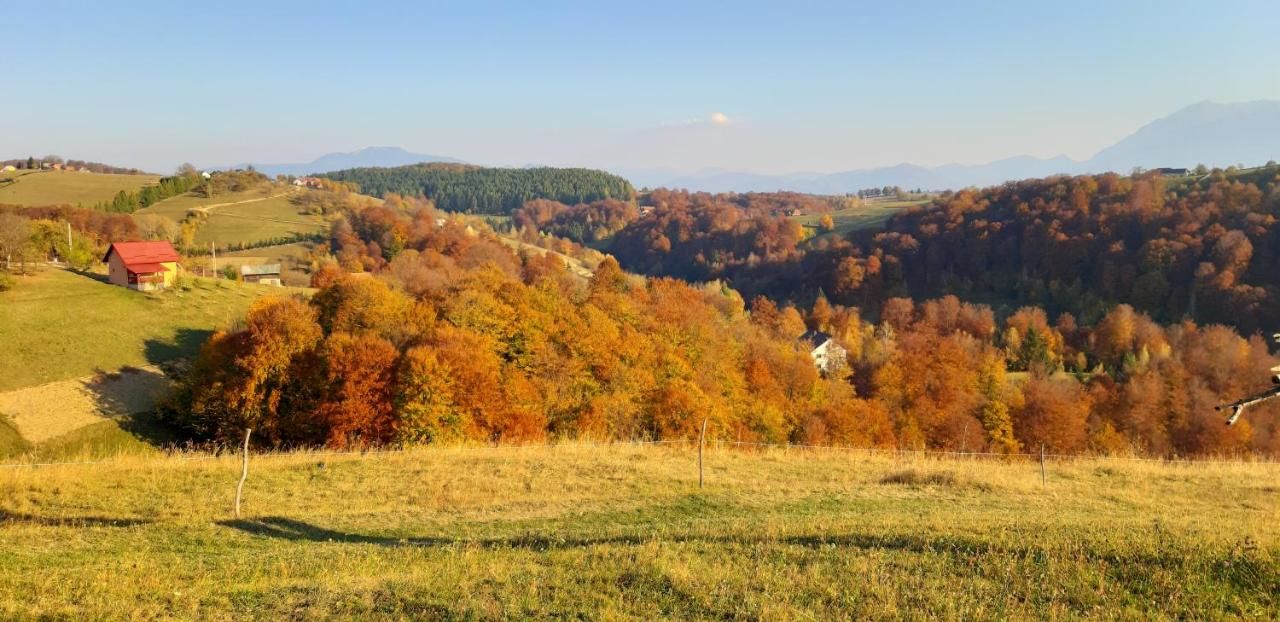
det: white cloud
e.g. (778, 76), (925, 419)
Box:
(709, 112), (731, 125)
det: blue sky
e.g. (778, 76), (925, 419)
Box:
(3, 0), (1278, 173)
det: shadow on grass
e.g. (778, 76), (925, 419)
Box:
(0, 510), (152, 528)
(82, 365), (170, 416)
(144, 328), (215, 364)
(78, 270), (112, 285)
(0, 415), (31, 460)
(29, 412), (181, 462)
(116, 412), (180, 446)
(217, 516), (997, 556)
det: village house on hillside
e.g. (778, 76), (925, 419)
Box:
(240, 263), (282, 286)
(799, 329), (847, 376)
(103, 241), (181, 291)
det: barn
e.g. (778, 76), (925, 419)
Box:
(240, 263), (282, 286)
(102, 241), (181, 291)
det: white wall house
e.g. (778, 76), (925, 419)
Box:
(800, 330), (848, 376)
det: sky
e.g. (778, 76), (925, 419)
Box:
(2, 0), (1278, 174)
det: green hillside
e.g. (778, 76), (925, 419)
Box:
(137, 186), (329, 248)
(0, 268), (299, 392)
(0, 170), (161, 206)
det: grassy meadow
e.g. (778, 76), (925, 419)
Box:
(137, 185), (329, 248)
(192, 195), (328, 247)
(134, 185), (285, 218)
(0, 268), (299, 392)
(0, 170), (160, 206)
(792, 198), (927, 240)
(0, 444), (1275, 620)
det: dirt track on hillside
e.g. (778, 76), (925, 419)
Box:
(191, 189), (297, 214)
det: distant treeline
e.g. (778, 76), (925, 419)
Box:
(609, 166), (1280, 335)
(1, 156), (146, 175)
(93, 173), (202, 213)
(320, 163), (635, 215)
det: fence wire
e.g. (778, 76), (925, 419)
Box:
(0, 437), (1275, 471)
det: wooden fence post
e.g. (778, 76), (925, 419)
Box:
(698, 418), (708, 489)
(1039, 444), (1046, 489)
(235, 428), (252, 518)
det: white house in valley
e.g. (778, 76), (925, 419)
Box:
(799, 330), (847, 376)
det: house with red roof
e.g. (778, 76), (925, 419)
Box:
(102, 241), (181, 291)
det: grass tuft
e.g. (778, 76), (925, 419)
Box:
(879, 469), (958, 486)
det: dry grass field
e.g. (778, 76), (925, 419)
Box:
(0, 170), (160, 206)
(0, 444), (1275, 620)
(0, 365), (169, 444)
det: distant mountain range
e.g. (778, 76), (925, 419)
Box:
(215, 146), (463, 177)
(622, 100), (1280, 193)
(212, 101), (1280, 194)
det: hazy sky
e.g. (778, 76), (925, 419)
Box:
(3, 0), (1278, 174)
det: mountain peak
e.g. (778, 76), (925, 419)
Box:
(353, 146), (412, 155)
(1090, 99), (1280, 170)
(217, 146), (463, 177)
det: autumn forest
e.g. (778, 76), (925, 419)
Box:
(5, 161), (1280, 457)
(154, 164), (1280, 457)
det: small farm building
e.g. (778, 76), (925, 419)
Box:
(240, 263), (282, 286)
(103, 241), (181, 291)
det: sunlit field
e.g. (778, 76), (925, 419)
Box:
(0, 443), (1275, 620)
(791, 198), (928, 239)
(0, 170), (160, 206)
(136, 185), (328, 247)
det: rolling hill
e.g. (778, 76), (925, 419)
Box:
(320, 163), (635, 215)
(0, 269), (296, 392)
(135, 183), (330, 248)
(0, 170), (161, 206)
(0, 268), (310, 459)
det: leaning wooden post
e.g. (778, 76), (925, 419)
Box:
(698, 418), (708, 489)
(234, 428), (252, 518)
(1039, 443), (1046, 489)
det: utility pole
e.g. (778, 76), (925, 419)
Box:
(66, 222), (72, 255)
(210, 241), (217, 277)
